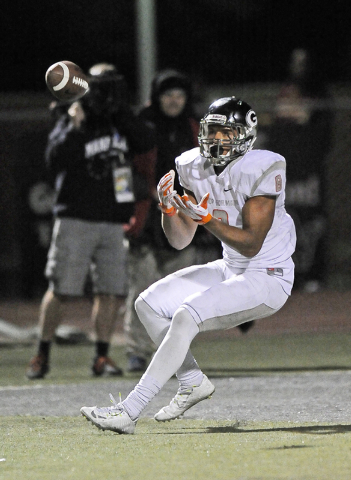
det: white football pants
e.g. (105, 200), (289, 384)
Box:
(135, 259), (289, 387)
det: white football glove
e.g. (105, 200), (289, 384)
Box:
(170, 192), (212, 225)
(157, 170), (177, 216)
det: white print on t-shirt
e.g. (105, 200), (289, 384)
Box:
(85, 134), (128, 158)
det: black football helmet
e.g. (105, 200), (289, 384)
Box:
(198, 97), (258, 166)
(82, 63), (127, 117)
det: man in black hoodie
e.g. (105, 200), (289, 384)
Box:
(124, 70), (213, 372)
(26, 63), (154, 379)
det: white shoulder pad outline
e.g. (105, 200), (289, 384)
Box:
(176, 147), (200, 166)
(244, 149), (286, 165)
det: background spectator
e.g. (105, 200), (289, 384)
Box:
(267, 48), (334, 291)
(26, 63), (154, 379)
(124, 69), (220, 372)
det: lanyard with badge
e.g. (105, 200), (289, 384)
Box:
(110, 130), (135, 203)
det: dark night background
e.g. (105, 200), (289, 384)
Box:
(1, 0), (351, 299)
(2, 0), (351, 96)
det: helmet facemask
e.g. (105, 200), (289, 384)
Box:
(199, 118), (257, 166)
(198, 98), (258, 167)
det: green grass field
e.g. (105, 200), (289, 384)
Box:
(2, 416), (351, 480)
(1, 333), (351, 479)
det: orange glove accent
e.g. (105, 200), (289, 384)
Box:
(157, 170), (177, 216)
(159, 204), (176, 216)
(170, 192), (212, 225)
(193, 193), (212, 224)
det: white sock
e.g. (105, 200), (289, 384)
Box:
(145, 307), (200, 387)
(135, 297), (203, 385)
(122, 373), (162, 421)
(122, 307), (200, 420)
(176, 350), (204, 387)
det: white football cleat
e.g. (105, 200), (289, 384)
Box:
(154, 375), (215, 422)
(81, 394), (136, 434)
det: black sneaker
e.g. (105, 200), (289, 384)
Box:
(127, 355), (147, 373)
(92, 356), (123, 376)
(237, 321), (255, 333)
(26, 354), (49, 380)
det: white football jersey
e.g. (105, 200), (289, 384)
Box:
(175, 147), (296, 294)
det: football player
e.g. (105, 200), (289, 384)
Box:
(81, 97), (296, 434)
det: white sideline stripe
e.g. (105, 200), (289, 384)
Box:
(50, 62), (70, 91)
(0, 385), (44, 391)
(0, 318), (37, 340)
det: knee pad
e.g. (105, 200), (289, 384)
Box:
(134, 296), (171, 346)
(169, 307), (200, 342)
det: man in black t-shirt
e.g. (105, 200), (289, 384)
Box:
(26, 63), (154, 380)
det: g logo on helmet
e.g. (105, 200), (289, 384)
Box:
(246, 110), (257, 128)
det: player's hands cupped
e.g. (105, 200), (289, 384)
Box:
(157, 170), (177, 216)
(171, 193), (212, 225)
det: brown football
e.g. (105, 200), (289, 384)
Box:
(45, 60), (89, 102)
